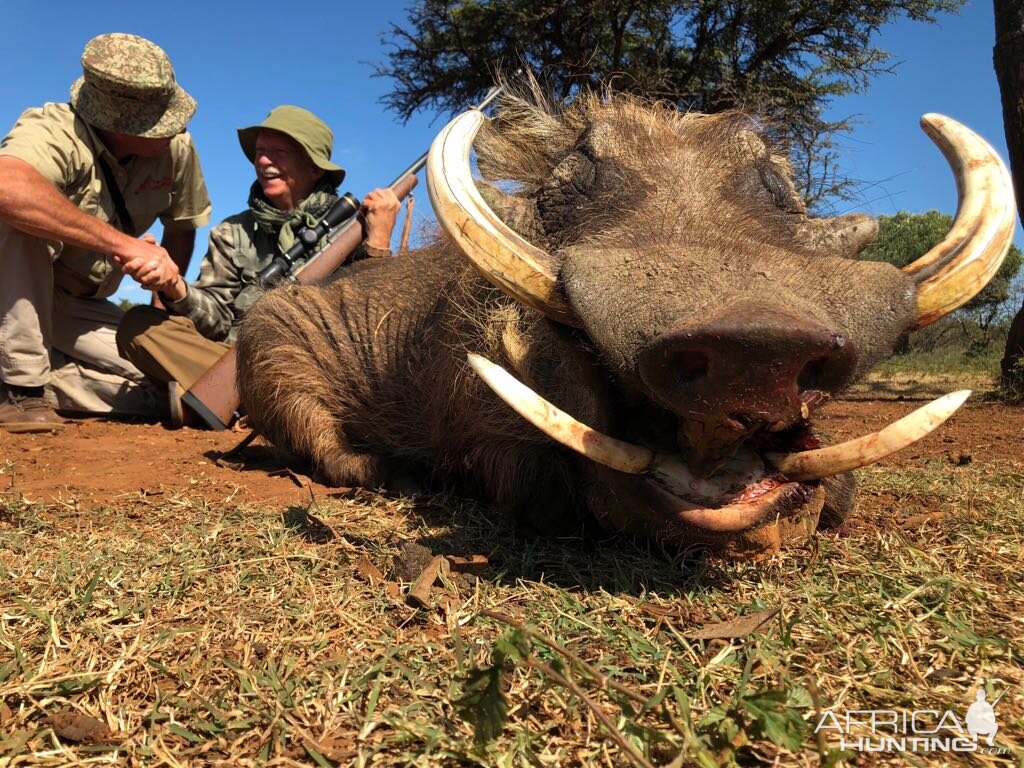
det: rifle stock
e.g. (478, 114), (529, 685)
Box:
(181, 171), (419, 430)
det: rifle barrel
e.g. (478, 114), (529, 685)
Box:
(387, 85), (506, 186)
(327, 84), (508, 251)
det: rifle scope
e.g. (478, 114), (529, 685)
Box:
(257, 191), (360, 286)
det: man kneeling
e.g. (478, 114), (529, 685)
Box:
(118, 105), (399, 425)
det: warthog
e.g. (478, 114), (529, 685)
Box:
(236, 86), (1014, 554)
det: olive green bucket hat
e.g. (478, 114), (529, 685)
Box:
(69, 33), (196, 139)
(237, 105), (346, 187)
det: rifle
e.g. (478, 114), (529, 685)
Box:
(181, 86), (506, 430)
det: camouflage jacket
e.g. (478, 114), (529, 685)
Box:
(166, 209), (381, 344)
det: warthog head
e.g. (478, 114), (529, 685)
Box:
(238, 85), (1014, 555)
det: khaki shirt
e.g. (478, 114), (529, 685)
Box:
(0, 102), (211, 299)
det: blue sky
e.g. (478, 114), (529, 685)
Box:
(2, 0), (1018, 305)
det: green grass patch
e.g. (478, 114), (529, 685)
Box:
(1, 450), (1022, 765)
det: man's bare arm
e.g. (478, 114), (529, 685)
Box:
(0, 155), (168, 267)
(0, 154), (187, 298)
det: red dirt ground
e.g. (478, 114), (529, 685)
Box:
(2, 398), (1022, 509)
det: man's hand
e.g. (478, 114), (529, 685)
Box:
(158, 274), (188, 304)
(361, 188), (401, 251)
(115, 234), (181, 291)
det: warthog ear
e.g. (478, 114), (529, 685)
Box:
(754, 147), (880, 258)
(535, 151), (598, 242)
(475, 95), (578, 185)
(795, 215), (880, 259)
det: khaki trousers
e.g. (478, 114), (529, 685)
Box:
(117, 305), (230, 391)
(0, 221), (159, 415)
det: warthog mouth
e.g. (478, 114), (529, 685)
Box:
(633, 430), (825, 533)
(467, 353), (970, 535)
(635, 443), (821, 534)
(641, 472), (820, 537)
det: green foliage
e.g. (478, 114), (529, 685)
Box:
(455, 621), (820, 764)
(737, 687), (808, 752)
(454, 666), (508, 745)
(860, 210), (1024, 314)
(697, 686), (809, 753)
(453, 628), (529, 744)
(378, 0), (962, 206)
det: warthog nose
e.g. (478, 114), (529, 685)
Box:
(638, 304), (858, 427)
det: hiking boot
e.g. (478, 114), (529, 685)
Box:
(0, 386), (65, 434)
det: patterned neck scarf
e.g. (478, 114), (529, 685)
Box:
(247, 179), (339, 254)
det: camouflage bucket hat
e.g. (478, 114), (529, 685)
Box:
(237, 105), (346, 187)
(69, 33), (196, 139)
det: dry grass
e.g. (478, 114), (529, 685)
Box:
(1, 432), (1023, 766)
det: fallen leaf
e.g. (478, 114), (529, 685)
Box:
(899, 511), (945, 531)
(683, 607), (779, 640)
(926, 668), (967, 683)
(447, 555), (489, 574)
(304, 733), (357, 763)
(354, 554), (385, 585)
(48, 712), (114, 744)
(407, 555), (449, 608)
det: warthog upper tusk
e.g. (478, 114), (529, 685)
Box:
(427, 109), (581, 327)
(766, 390), (972, 480)
(903, 114), (1015, 329)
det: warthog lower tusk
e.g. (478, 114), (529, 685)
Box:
(467, 353), (971, 489)
(466, 353), (698, 494)
(766, 389), (972, 480)
(467, 352), (655, 473)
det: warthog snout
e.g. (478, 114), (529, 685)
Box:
(639, 304), (858, 469)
